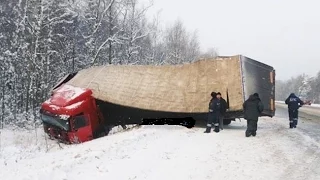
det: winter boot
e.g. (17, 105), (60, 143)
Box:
(204, 127), (211, 133)
(289, 120), (293, 128)
(252, 131), (256, 137)
(213, 123), (220, 133)
(293, 118), (298, 128)
(245, 130), (252, 137)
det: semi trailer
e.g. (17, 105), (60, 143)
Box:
(40, 55), (276, 144)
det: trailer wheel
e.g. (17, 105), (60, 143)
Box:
(223, 119), (232, 125)
(183, 118), (195, 128)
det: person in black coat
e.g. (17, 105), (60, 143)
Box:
(204, 92), (221, 133)
(285, 93), (304, 128)
(216, 92), (228, 130)
(243, 93), (264, 137)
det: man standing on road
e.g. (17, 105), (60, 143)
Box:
(285, 93), (304, 128)
(204, 92), (221, 133)
(243, 93), (264, 137)
(216, 92), (228, 130)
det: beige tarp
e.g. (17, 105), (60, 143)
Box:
(66, 55), (244, 113)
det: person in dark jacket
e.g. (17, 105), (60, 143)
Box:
(216, 92), (228, 130)
(243, 93), (264, 137)
(285, 93), (304, 128)
(204, 92), (221, 133)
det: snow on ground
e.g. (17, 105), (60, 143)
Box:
(0, 125), (137, 165)
(1, 118), (320, 180)
(0, 127), (69, 164)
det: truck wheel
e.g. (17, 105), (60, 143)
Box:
(184, 117), (195, 128)
(98, 131), (106, 138)
(103, 125), (113, 136)
(94, 126), (111, 139)
(223, 119), (232, 125)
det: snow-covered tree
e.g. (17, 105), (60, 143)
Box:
(163, 19), (189, 64)
(0, 0), (204, 129)
(200, 47), (219, 59)
(275, 72), (320, 103)
(117, 0), (153, 64)
(298, 74), (312, 100)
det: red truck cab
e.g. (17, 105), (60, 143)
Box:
(40, 84), (107, 144)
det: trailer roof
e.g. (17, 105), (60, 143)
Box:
(64, 55), (250, 113)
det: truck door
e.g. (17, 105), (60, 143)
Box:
(70, 113), (93, 143)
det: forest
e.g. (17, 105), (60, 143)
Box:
(0, 0), (218, 128)
(276, 72), (320, 103)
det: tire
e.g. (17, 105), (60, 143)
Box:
(185, 118), (195, 128)
(223, 119), (232, 125)
(98, 131), (106, 138)
(104, 125), (113, 136)
(94, 126), (111, 139)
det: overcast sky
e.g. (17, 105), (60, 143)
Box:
(142, 0), (320, 80)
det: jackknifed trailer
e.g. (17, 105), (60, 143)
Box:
(40, 55), (275, 143)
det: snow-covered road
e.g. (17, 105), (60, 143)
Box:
(1, 107), (320, 180)
(276, 103), (320, 142)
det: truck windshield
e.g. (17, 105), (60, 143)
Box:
(41, 113), (70, 131)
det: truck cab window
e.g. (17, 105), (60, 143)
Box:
(73, 113), (88, 129)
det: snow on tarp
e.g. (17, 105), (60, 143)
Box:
(66, 55), (244, 113)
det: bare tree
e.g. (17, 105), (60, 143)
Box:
(186, 30), (200, 62)
(199, 47), (219, 59)
(163, 19), (189, 64)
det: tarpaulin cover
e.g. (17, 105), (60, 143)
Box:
(66, 55), (245, 113)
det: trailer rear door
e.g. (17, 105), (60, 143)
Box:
(240, 56), (275, 117)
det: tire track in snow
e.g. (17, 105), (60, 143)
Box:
(262, 118), (320, 180)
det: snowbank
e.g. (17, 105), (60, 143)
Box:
(0, 127), (69, 165)
(1, 118), (320, 180)
(276, 100), (320, 108)
(0, 124), (137, 166)
(311, 104), (320, 108)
